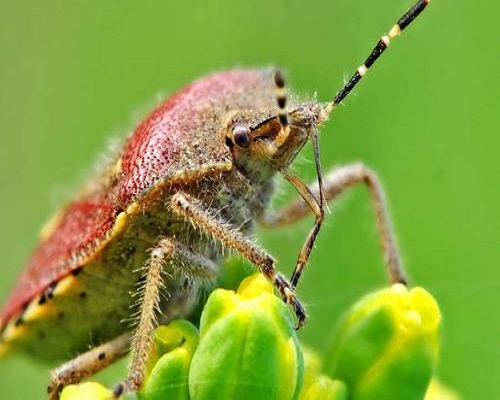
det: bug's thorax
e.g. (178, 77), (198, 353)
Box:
(225, 101), (325, 183)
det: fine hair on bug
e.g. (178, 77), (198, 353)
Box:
(0, 1), (431, 398)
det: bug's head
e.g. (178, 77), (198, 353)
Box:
(225, 110), (308, 180)
(225, 71), (326, 183)
(226, 104), (326, 179)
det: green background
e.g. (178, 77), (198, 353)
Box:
(0, 0), (497, 398)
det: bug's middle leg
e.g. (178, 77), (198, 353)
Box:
(259, 162), (406, 288)
(116, 237), (217, 396)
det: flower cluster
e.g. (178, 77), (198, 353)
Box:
(61, 273), (458, 400)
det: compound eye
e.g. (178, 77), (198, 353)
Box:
(233, 125), (250, 148)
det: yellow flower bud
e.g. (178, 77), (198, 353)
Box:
(60, 382), (114, 400)
(189, 273), (303, 400)
(324, 284), (441, 400)
(300, 347), (348, 400)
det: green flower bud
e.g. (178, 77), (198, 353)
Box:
(300, 347), (348, 400)
(324, 284), (441, 400)
(189, 273), (304, 400)
(60, 382), (113, 400)
(299, 375), (348, 400)
(139, 320), (199, 400)
(301, 346), (322, 394)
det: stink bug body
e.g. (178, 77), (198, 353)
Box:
(0, 0), (430, 398)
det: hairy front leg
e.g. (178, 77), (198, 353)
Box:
(170, 191), (307, 328)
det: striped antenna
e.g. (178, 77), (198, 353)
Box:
(325, 0), (430, 114)
(274, 69), (289, 128)
(273, 69), (291, 146)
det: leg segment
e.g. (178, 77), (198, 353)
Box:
(281, 169), (324, 290)
(118, 238), (218, 395)
(170, 191), (307, 328)
(125, 238), (173, 393)
(47, 332), (131, 400)
(259, 162), (406, 286)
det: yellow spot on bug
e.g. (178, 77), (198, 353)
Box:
(22, 295), (53, 322)
(53, 274), (79, 297)
(39, 209), (64, 241)
(2, 318), (28, 343)
(112, 210), (129, 236)
(127, 200), (142, 215)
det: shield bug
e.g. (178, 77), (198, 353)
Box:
(0, 0), (430, 398)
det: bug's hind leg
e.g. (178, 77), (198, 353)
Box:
(115, 237), (217, 396)
(47, 332), (131, 400)
(259, 162), (406, 288)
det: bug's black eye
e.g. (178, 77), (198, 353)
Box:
(233, 125), (250, 148)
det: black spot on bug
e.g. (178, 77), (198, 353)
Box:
(98, 352), (106, 360)
(71, 266), (83, 276)
(79, 292), (87, 299)
(38, 294), (47, 305)
(122, 245), (136, 259)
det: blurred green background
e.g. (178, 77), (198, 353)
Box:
(0, 0), (497, 399)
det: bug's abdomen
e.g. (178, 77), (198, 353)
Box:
(0, 206), (196, 361)
(14, 247), (147, 361)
